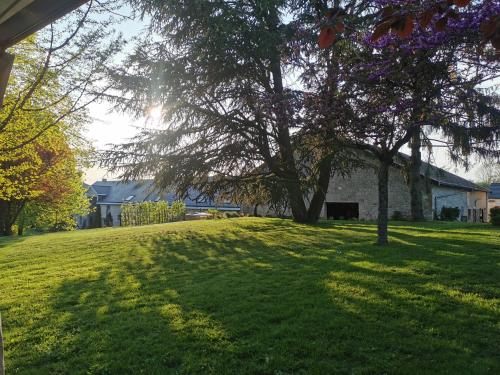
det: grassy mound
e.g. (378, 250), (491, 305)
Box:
(0, 218), (499, 374)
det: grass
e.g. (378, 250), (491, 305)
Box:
(0, 218), (499, 374)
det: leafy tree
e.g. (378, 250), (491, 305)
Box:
(0, 33), (101, 235)
(0, 123), (90, 235)
(0, 0), (124, 235)
(17, 174), (90, 234)
(320, 1), (500, 58)
(229, 175), (290, 217)
(104, 0), (357, 223)
(475, 158), (500, 186)
(316, 0), (499, 243)
(104, 0), (498, 244)
(0, 1), (121, 152)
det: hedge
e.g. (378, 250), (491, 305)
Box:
(121, 201), (186, 227)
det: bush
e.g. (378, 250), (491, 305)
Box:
(490, 207), (500, 218)
(440, 207), (460, 221)
(491, 215), (500, 227)
(207, 209), (222, 219)
(490, 207), (500, 227)
(226, 211), (240, 218)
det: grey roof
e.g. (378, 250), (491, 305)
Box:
(90, 180), (240, 210)
(396, 153), (487, 192)
(489, 183), (500, 199)
(93, 185), (111, 196)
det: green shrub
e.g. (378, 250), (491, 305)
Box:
(171, 200), (187, 217)
(226, 211), (240, 218)
(207, 209), (221, 219)
(491, 207), (500, 227)
(440, 207), (460, 221)
(490, 207), (500, 218)
(491, 215), (500, 227)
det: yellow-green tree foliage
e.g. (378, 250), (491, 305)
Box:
(0, 38), (91, 235)
(0, 124), (90, 234)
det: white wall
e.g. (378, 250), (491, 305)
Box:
(432, 186), (468, 219)
(100, 204), (122, 226)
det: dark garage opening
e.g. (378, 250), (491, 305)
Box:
(326, 202), (359, 220)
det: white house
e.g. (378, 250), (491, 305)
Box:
(77, 180), (240, 228)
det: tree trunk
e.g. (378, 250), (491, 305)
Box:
(285, 177), (308, 222)
(409, 130), (425, 221)
(0, 200), (7, 236)
(306, 156), (332, 222)
(377, 159), (390, 245)
(266, 5), (309, 224)
(253, 204), (259, 216)
(0, 200), (24, 236)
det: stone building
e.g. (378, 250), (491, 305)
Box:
(253, 153), (488, 222)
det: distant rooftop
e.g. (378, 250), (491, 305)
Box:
(87, 180), (240, 210)
(396, 154), (488, 192)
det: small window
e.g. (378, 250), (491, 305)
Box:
(125, 195), (135, 201)
(154, 196), (161, 202)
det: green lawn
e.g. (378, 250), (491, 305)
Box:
(0, 218), (499, 374)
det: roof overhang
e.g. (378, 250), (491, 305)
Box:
(0, 0), (90, 107)
(0, 0), (90, 50)
(95, 202), (241, 211)
(433, 180), (489, 192)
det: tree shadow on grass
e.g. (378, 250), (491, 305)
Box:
(7, 219), (500, 374)
(0, 235), (27, 250)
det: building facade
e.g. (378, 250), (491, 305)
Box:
(253, 154), (488, 222)
(488, 183), (500, 218)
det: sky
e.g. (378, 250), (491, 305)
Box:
(81, 3), (490, 184)
(83, 105), (484, 183)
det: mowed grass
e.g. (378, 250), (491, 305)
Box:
(0, 218), (499, 374)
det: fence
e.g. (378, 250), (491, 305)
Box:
(121, 201), (186, 227)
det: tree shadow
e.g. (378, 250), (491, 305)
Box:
(0, 235), (28, 249)
(4, 218), (500, 374)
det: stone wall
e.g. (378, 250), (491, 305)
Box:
(252, 159), (434, 220)
(320, 160), (433, 220)
(248, 157), (491, 222)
